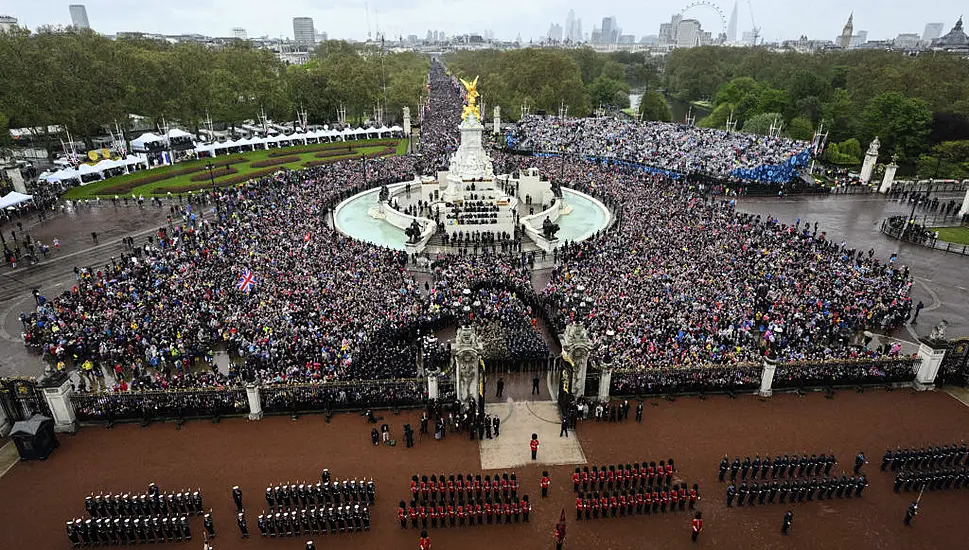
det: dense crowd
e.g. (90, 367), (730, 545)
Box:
(20, 61), (917, 403)
(507, 115), (809, 178)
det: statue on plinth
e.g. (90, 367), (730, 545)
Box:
(867, 136), (880, 157)
(379, 184), (389, 202)
(542, 216), (560, 240)
(460, 76), (481, 122)
(405, 219), (423, 244)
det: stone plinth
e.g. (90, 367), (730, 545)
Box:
(879, 163), (898, 194)
(427, 375), (439, 401)
(759, 357), (777, 397)
(561, 324), (593, 398)
(598, 368), (613, 402)
(453, 327), (483, 405)
(959, 188), (969, 217)
(246, 384), (263, 420)
(914, 339), (950, 390)
(40, 372), (76, 433)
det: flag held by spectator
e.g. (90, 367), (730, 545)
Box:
(237, 269), (257, 293)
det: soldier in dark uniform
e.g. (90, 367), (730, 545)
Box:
(782, 510), (794, 535)
(855, 475), (868, 497)
(232, 486), (244, 512)
(761, 456), (772, 479)
(737, 482), (747, 507)
(719, 456), (729, 482)
(204, 512), (216, 538)
(854, 452), (867, 475)
(904, 501), (918, 525)
(779, 480), (790, 503)
(748, 482), (759, 506)
(237, 513), (249, 538)
(741, 456), (751, 480)
(306, 541), (317, 550)
(768, 481), (779, 503)
(752, 456), (761, 480)
(730, 457), (740, 481)
(67, 520), (80, 548)
(882, 449), (893, 471)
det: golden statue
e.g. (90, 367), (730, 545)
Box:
(460, 76), (480, 121)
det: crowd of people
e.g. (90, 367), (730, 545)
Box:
(18, 59), (920, 407)
(507, 115), (809, 179)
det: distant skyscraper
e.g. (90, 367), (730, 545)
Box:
(923, 22), (944, 42)
(565, 10), (576, 41)
(232, 27), (247, 40)
(292, 17), (316, 47)
(839, 13), (854, 49)
(727, 1), (738, 43)
(547, 23), (563, 42)
(676, 19), (703, 48)
(601, 16), (619, 44)
(69, 4), (90, 29)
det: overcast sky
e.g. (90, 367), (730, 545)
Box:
(6, 0), (964, 43)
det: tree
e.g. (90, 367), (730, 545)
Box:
(861, 92), (931, 162)
(639, 90), (671, 122)
(742, 112), (783, 136)
(787, 116), (814, 141)
(587, 76), (630, 109)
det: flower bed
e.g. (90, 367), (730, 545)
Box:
(250, 156), (301, 168)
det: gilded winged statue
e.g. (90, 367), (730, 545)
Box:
(460, 76), (480, 121)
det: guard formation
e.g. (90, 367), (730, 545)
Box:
(68, 484), (204, 547)
(572, 460), (699, 519)
(883, 442), (969, 472)
(256, 469), (376, 538)
(725, 474), (867, 507)
(403, 472), (529, 528)
(573, 460), (678, 493)
(720, 452), (838, 482)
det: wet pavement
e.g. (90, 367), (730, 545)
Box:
(0, 202), (173, 377)
(736, 193), (969, 340)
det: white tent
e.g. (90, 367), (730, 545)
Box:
(166, 128), (193, 139)
(0, 191), (34, 209)
(377, 125), (391, 136)
(44, 167), (80, 182)
(130, 132), (163, 152)
(390, 125), (403, 133)
(77, 163), (101, 176)
(123, 155), (148, 167)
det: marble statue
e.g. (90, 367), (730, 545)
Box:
(929, 320), (949, 341)
(867, 136), (880, 157)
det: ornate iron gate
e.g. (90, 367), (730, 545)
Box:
(937, 338), (969, 387)
(0, 378), (52, 422)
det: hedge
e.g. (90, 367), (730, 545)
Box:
(250, 156), (301, 168)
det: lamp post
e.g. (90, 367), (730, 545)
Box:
(205, 162), (216, 191)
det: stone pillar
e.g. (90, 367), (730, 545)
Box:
(40, 373), (76, 433)
(493, 106), (501, 135)
(597, 368), (613, 402)
(879, 162), (898, 194)
(860, 137), (880, 185)
(759, 357), (777, 397)
(427, 375), (439, 401)
(246, 384), (263, 420)
(402, 107), (412, 137)
(914, 339), (950, 390)
(452, 327), (483, 404)
(959, 188), (969, 217)
(561, 323), (593, 398)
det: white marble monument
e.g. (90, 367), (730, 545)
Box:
(860, 136), (880, 185)
(452, 327), (483, 404)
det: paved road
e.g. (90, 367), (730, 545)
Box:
(736, 193), (969, 340)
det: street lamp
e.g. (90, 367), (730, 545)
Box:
(205, 162), (216, 191)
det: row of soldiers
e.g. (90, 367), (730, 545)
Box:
(570, 461), (677, 493)
(84, 489), (203, 518)
(254, 505), (371, 537)
(726, 475), (867, 506)
(409, 473), (519, 504)
(398, 496), (531, 529)
(719, 454), (838, 482)
(66, 515), (191, 547)
(882, 443), (968, 472)
(575, 483), (700, 520)
(893, 468), (969, 492)
(264, 479), (376, 510)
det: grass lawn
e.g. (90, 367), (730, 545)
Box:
(64, 138), (405, 199)
(929, 225), (969, 245)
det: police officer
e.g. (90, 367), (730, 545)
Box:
(782, 510), (794, 535)
(232, 486), (244, 513)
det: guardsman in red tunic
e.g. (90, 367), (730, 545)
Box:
(398, 501), (407, 529)
(420, 477), (428, 502)
(438, 478), (447, 500)
(503, 501), (512, 524)
(670, 486), (679, 511)
(419, 504), (427, 529)
(437, 505), (445, 528)
(599, 468), (608, 490)
(607, 466), (617, 489)
(618, 492), (627, 517)
(447, 503), (455, 528)
(447, 477), (455, 499)
(645, 490), (653, 514)
(651, 489), (660, 513)
(484, 502), (493, 525)
(511, 500), (520, 523)
(475, 502), (483, 525)
(530, 434), (540, 460)
(581, 467), (590, 492)
(521, 495), (531, 523)
(575, 494), (583, 520)
(647, 463), (656, 489)
(666, 460), (676, 486)
(609, 492), (619, 517)
(419, 530), (431, 550)
(679, 484), (689, 512)
(691, 511), (703, 542)
(428, 504), (438, 528)
(430, 475), (438, 503)
(689, 484), (699, 511)
(411, 477), (419, 502)
(473, 475), (482, 500)
(600, 493), (609, 518)
(457, 504), (466, 526)
(636, 490), (645, 515)
(661, 488), (670, 513)
(591, 494), (600, 519)
(543, 471), (553, 498)
(408, 503), (418, 529)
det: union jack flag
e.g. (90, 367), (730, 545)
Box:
(236, 269), (256, 293)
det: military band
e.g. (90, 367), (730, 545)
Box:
(256, 504), (371, 536)
(264, 478), (376, 511)
(83, 486), (204, 518)
(66, 515), (191, 547)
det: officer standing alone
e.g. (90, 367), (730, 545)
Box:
(782, 510), (794, 534)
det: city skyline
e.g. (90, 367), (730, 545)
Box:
(4, 0), (965, 44)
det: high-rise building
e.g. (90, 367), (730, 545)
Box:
(0, 15), (18, 33)
(600, 16), (619, 44)
(676, 19), (703, 48)
(292, 17), (316, 47)
(838, 13), (854, 49)
(727, 1), (738, 43)
(923, 22), (944, 42)
(659, 14), (683, 45)
(565, 10), (576, 41)
(547, 23), (563, 42)
(69, 4), (90, 29)
(232, 27), (247, 40)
